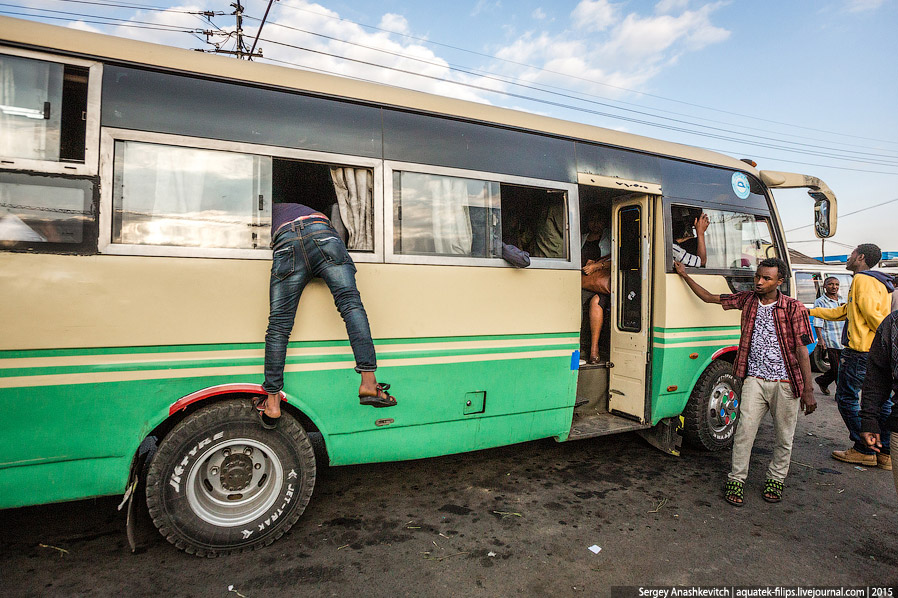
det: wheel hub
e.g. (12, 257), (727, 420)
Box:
(219, 454), (254, 492)
(708, 382), (739, 434)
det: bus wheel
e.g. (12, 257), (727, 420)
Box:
(810, 345), (830, 373)
(145, 398), (315, 556)
(683, 361), (742, 451)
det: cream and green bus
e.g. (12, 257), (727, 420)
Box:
(0, 17), (838, 556)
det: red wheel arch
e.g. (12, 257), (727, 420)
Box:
(169, 383), (286, 415)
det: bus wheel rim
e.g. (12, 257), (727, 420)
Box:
(708, 381), (738, 435)
(185, 437), (284, 527)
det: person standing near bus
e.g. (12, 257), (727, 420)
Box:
(257, 203), (397, 428)
(674, 258), (816, 506)
(859, 311), (898, 492)
(812, 276), (845, 395)
(809, 244), (894, 469)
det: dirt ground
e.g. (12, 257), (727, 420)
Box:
(2, 387), (897, 597)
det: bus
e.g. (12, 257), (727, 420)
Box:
(792, 262), (853, 372)
(0, 17), (838, 556)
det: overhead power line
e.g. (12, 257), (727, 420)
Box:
(263, 0), (898, 148)
(249, 14), (898, 165)
(785, 197), (898, 232)
(254, 34), (898, 171)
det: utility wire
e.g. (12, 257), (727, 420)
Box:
(255, 35), (898, 169)
(785, 197), (898, 232)
(249, 15), (898, 164)
(7, 8), (895, 175)
(0, 9), (199, 32)
(265, 0), (898, 147)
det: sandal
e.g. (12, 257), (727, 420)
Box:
(253, 396), (279, 430)
(724, 480), (744, 507)
(763, 479), (784, 503)
(359, 383), (397, 408)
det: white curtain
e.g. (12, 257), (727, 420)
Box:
(330, 167), (373, 251)
(428, 175), (472, 255)
(705, 210), (751, 269)
(0, 56), (62, 161)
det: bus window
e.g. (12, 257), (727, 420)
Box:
(502, 186), (567, 260)
(0, 172), (94, 248)
(671, 204), (777, 271)
(112, 140), (272, 250)
(618, 205), (641, 332)
(391, 169), (570, 261)
(795, 271), (820, 304)
(273, 159), (374, 251)
(392, 171), (501, 257)
(703, 209), (776, 270)
(0, 54), (88, 164)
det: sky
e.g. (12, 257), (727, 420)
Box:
(4, 0), (896, 260)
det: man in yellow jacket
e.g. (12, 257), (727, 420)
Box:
(810, 244), (895, 469)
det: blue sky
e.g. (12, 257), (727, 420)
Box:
(7, 0), (897, 259)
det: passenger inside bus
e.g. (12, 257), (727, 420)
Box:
(670, 206), (709, 267)
(577, 188), (614, 364)
(581, 206), (611, 364)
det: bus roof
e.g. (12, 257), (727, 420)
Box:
(0, 15), (757, 175)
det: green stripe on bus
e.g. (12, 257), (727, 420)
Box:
(0, 342), (576, 379)
(653, 325), (740, 334)
(0, 332), (577, 360)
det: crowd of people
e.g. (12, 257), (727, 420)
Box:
(676, 239), (897, 505)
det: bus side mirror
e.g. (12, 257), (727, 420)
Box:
(812, 196), (833, 238)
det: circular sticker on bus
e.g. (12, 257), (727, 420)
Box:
(731, 172), (750, 199)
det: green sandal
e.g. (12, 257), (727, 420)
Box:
(763, 479), (784, 503)
(724, 480), (744, 507)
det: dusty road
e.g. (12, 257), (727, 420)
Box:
(2, 388), (897, 597)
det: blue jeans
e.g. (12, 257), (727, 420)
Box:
(835, 348), (892, 455)
(262, 218), (376, 394)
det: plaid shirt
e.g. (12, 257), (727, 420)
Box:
(720, 291), (814, 397)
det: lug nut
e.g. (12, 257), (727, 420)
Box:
(210, 467), (219, 476)
(222, 449), (230, 457)
(244, 447), (253, 456)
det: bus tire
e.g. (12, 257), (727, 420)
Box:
(683, 360), (742, 451)
(145, 398), (315, 557)
(810, 345), (830, 373)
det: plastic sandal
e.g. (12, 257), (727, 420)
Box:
(763, 479), (784, 503)
(360, 383), (397, 408)
(724, 480), (744, 507)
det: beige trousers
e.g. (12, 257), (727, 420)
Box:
(728, 377), (801, 484)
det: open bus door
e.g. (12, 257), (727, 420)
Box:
(608, 195), (652, 422)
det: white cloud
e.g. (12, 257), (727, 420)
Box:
(471, 0), (502, 17)
(491, 1), (729, 97)
(532, 8), (547, 20)
(844, 0), (884, 11)
(655, 0), (691, 14)
(379, 13), (410, 35)
(571, 0), (620, 32)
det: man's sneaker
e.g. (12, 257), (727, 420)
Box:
(814, 376), (830, 396)
(831, 448), (876, 466)
(877, 454), (892, 471)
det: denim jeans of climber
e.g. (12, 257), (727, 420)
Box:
(262, 218), (376, 394)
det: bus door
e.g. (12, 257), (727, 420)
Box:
(608, 195), (653, 422)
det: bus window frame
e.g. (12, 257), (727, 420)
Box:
(384, 159), (580, 269)
(98, 127), (384, 261)
(0, 48), (101, 176)
(661, 195), (786, 278)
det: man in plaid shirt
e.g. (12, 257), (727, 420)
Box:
(675, 257), (816, 506)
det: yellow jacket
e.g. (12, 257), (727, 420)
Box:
(809, 272), (892, 352)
